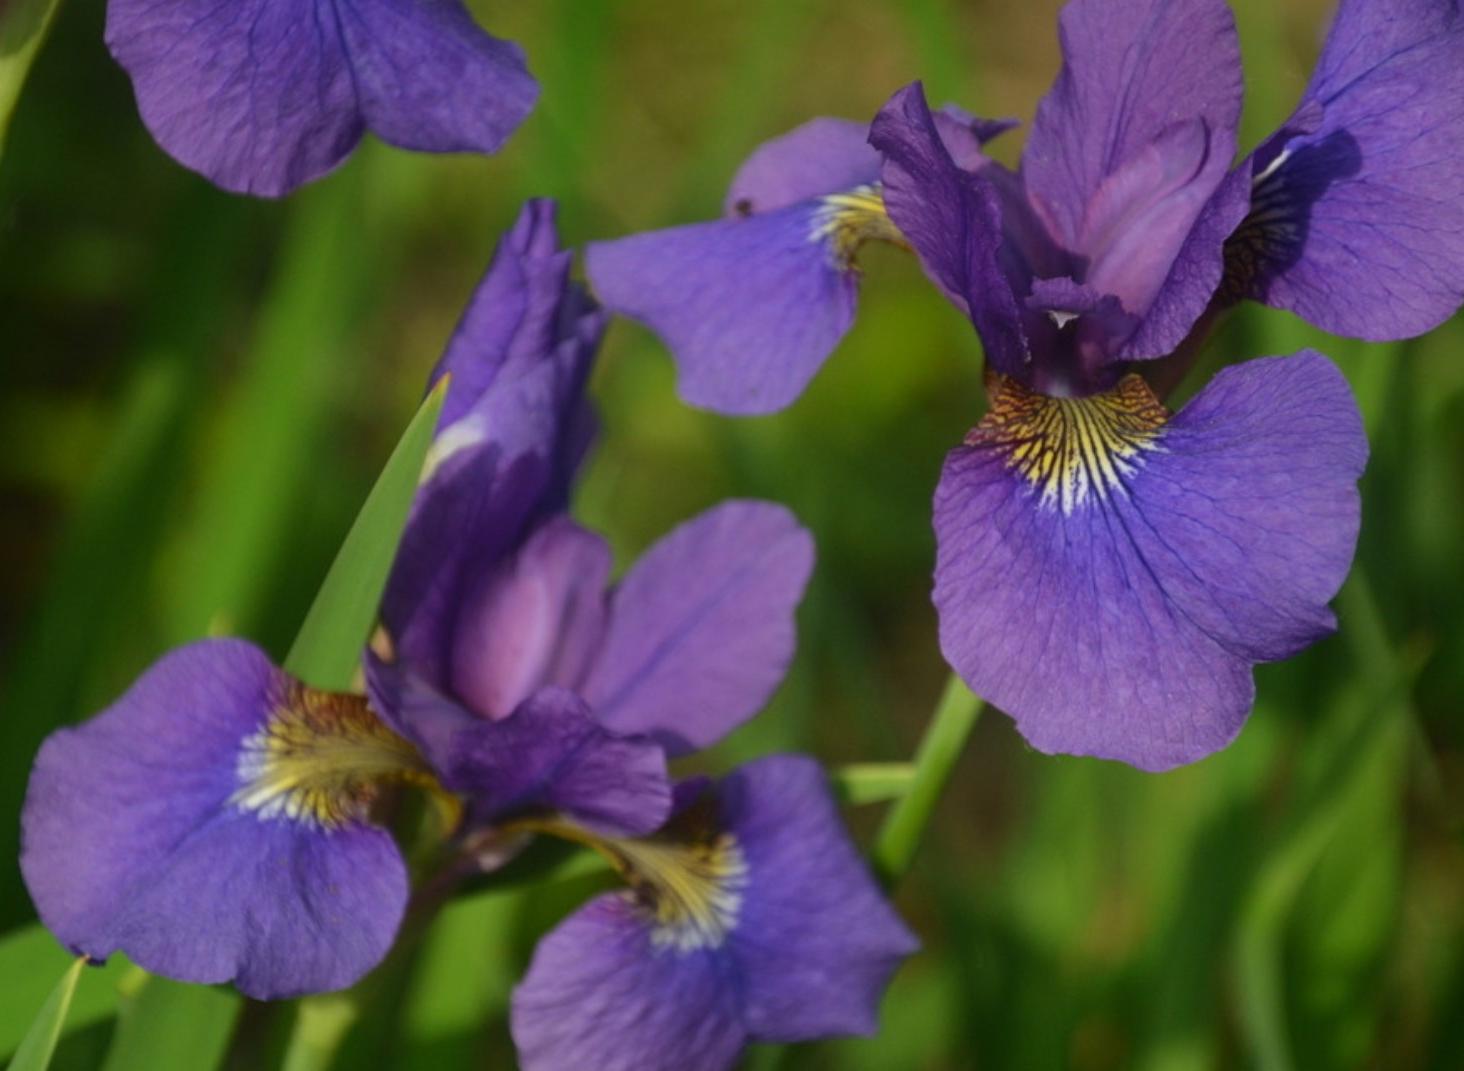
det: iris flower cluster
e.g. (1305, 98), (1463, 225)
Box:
(19, 0), (1464, 1066)
(22, 204), (916, 1069)
(589, 0), (1464, 769)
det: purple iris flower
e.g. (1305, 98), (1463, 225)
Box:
(585, 0), (1464, 770)
(105, 0), (538, 196)
(366, 206), (911, 1066)
(511, 757), (919, 1071)
(584, 109), (1014, 414)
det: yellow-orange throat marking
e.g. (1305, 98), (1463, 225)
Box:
(968, 372), (1170, 514)
(809, 184), (907, 269)
(232, 686), (441, 829)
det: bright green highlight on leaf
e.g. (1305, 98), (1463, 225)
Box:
(8, 955), (84, 1071)
(285, 377), (447, 689)
(0, 0), (63, 156)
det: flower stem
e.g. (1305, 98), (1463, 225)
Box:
(871, 672), (984, 887)
(281, 994), (359, 1071)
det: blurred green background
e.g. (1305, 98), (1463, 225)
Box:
(3, 0), (1463, 1068)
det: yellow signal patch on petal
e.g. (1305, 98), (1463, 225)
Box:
(969, 372), (1170, 514)
(232, 686), (441, 830)
(809, 184), (907, 269)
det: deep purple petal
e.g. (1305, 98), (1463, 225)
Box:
(871, 83), (1029, 375)
(724, 118), (882, 216)
(367, 661), (671, 836)
(428, 200), (595, 429)
(334, 0), (536, 157)
(105, 0), (362, 196)
(382, 442), (545, 688)
(719, 756), (919, 1040)
(1234, 0), (1464, 338)
(1022, 0), (1242, 249)
(932, 104), (1020, 170)
(933, 353), (1366, 770)
(582, 502), (814, 756)
(585, 205), (860, 415)
(21, 640), (407, 998)
(511, 894), (746, 1071)
(448, 515), (611, 718)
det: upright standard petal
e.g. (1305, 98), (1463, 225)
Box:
(581, 502), (815, 755)
(105, 0), (537, 196)
(1021, 0), (1243, 248)
(334, 0), (537, 157)
(586, 199), (886, 414)
(448, 516), (611, 719)
(20, 640), (425, 997)
(933, 352), (1367, 770)
(106, 0), (361, 196)
(1225, 0), (1464, 339)
(510, 757), (916, 1071)
(872, 83), (1029, 376)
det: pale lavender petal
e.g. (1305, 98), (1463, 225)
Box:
(449, 516), (611, 719)
(335, 0), (537, 157)
(105, 0), (361, 196)
(724, 118), (881, 216)
(582, 502), (814, 755)
(1022, 0), (1242, 248)
(585, 206), (858, 414)
(1079, 119), (1223, 317)
(1121, 164), (1253, 359)
(1233, 0), (1464, 338)
(512, 895), (746, 1071)
(933, 352), (1366, 770)
(719, 756), (918, 1040)
(871, 83), (1029, 375)
(21, 640), (406, 998)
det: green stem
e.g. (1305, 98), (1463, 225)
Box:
(871, 673), (984, 887)
(281, 995), (359, 1071)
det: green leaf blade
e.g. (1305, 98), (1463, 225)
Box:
(9, 956), (85, 1071)
(284, 378), (447, 689)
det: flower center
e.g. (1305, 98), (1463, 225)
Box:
(511, 794), (749, 952)
(232, 686), (440, 829)
(968, 371), (1169, 514)
(809, 184), (907, 269)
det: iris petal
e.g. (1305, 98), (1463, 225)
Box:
(21, 640), (410, 998)
(933, 352), (1367, 770)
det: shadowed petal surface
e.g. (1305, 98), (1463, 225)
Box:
(1231, 0), (1464, 338)
(20, 640), (407, 998)
(933, 353), (1366, 770)
(582, 502), (814, 755)
(367, 663), (670, 836)
(335, 0), (536, 157)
